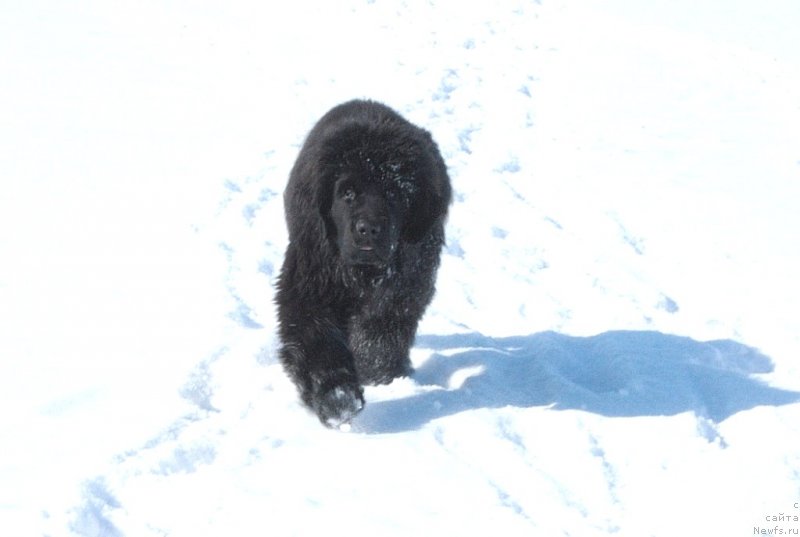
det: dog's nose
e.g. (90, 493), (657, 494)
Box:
(355, 219), (381, 238)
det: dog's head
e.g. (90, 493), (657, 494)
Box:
(286, 101), (451, 268)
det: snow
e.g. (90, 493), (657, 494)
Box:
(1, 0), (799, 535)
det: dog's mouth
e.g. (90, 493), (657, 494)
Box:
(346, 242), (392, 267)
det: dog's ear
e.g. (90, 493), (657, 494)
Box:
(283, 148), (338, 251)
(314, 171), (339, 244)
(402, 139), (451, 243)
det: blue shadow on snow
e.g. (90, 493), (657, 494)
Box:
(354, 331), (799, 434)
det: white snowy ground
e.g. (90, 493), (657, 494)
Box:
(2, 1), (799, 535)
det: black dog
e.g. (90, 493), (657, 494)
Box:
(275, 100), (451, 427)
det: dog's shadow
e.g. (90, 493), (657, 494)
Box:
(353, 330), (799, 434)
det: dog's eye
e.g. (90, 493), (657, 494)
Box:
(342, 188), (356, 202)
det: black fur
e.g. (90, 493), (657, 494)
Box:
(275, 100), (451, 427)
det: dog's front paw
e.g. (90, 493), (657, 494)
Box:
(310, 372), (365, 429)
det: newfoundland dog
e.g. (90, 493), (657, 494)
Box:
(275, 100), (451, 427)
